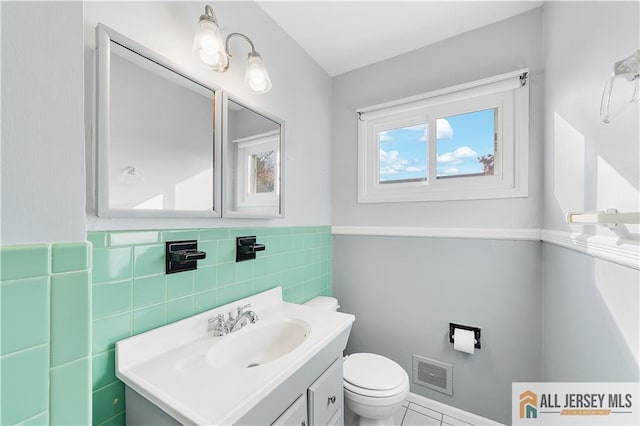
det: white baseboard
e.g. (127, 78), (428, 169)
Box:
(406, 392), (505, 425)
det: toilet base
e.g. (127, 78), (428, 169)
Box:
(344, 388), (408, 426)
(346, 400), (396, 426)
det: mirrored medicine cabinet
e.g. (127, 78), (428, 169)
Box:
(95, 24), (283, 219)
(222, 96), (283, 218)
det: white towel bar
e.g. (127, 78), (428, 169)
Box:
(566, 208), (640, 227)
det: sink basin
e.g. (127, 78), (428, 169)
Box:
(207, 319), (311, 369)
(117, 287), (355, 425)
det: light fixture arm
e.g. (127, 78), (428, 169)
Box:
(194, 5), (272, 93)
(224, 32), (258, 57)
(201, 5), (218, 25)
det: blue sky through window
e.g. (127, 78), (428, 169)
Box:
(378, 108), (496, 182)
(436, 108), (495, 177)
(379, 124), (428, 182)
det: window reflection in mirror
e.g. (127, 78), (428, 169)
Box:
(224, 99), (282, 217)
(96, 24), (220, 218)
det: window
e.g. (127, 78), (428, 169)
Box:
(234, 130), (280, 208)
(357, 70), (529, 203)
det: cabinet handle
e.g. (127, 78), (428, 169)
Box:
(328, 395), (336, 404)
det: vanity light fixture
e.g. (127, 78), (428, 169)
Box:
(194, 5), (272, 94)
(120, 166), (144, 186)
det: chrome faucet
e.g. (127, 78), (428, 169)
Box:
(208, 314), (230, 337)
(227, 304), (259, 333)
(208, 304), (258, 337)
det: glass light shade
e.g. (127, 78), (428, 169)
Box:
(193, 19), (228, 71)
(245, 52), (272, 94)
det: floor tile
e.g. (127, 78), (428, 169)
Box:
(408, 402), (444, 422)
(442, 414), (474, 425)
(393, 405), (408, 425)
(403, 408), (442, 426)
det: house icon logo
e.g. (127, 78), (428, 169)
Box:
(520, 390), (538, 419)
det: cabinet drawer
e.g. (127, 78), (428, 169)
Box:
(272, 394), (307, 426)
(308, 358), (343, 426)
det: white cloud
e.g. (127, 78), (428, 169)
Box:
(437, 146), (477, 163)
(379, 131), (393, 142)
(441, 167), (460, 175)
(379, 148), (408, 175)
(405, 166), (422, 172)
(436, 118), (453, 139)
(416, 119), (453, 141)
(453, 146), (477, 158)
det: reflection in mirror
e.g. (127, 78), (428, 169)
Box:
(96, 25), (221, 217)
(224, 99), (283, 217)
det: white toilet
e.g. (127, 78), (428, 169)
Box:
(304, 297), (410, 426)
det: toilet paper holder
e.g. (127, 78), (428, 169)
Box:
(449, 323), (481, 349)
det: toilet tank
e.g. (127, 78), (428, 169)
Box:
(303, 296), (339, 311)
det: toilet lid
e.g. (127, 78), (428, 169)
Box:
(343, 353), (407, 391)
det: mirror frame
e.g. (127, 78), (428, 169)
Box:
(95, 24), (223, 218)
(222, 93), (285, 218)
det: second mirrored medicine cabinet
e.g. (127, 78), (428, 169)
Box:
(95, 24), (283, 220)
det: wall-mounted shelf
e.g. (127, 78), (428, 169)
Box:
(566, 208), (640, 228)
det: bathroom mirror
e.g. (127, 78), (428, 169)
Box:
(223, 96), (284, 218)
(95, 24), (222, 217)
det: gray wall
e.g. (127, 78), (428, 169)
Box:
(1, 1), (87, 244)
(330, 8), (545, 424)
(542, 1), (639, 234)
(331, 8), (543, 229)
(334, 236), (541, 424)
(541, 1), (640, 382)
(542, 244), (639, 382)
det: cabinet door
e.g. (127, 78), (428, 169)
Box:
(308, 358), (344, 426)
(272, 394), (308, 426)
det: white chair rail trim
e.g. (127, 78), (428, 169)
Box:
(541, 229), (639, 270)
(331, 226), (639, 270)
(331, 226), (541, 241)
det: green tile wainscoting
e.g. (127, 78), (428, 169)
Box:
(0, 242), (92, 426)
(89, 226), (332, 425)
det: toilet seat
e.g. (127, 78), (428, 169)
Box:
(343, 353), (409, 398)
(344, 374), (409, 398)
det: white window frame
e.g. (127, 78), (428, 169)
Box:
(357, 69), (529, 203)
(234, 130), (280, 209)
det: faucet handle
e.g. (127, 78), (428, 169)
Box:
(232, 304), (251, 318)
(208, 314), (229, 336)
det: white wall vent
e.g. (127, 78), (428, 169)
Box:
(412, 355), (453, 396)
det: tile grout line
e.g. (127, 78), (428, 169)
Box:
(96, 409), (125, 426)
